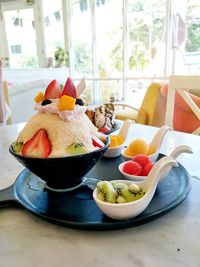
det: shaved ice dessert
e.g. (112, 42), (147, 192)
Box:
(12, 77), (106, 158)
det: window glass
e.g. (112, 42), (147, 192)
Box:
(173, 0), (200, 74)
(95, 0), (123, 78)
(70, 0), (93, 78)
(4, 8), (38, 68)
(43, 0), (65, 67)
(99, 80), (123, 104)
(127, 0), (166, 77)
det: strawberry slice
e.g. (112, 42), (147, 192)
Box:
(61, 77), (77, 98)
(22, 129), (51, 158)
(92, 135), (105, 148)
(98, 127), (110, 133)
(44, 80), (61, 99)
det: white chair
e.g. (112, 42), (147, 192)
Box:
(165, 75), (200, 134)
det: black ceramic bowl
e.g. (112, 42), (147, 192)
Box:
(9, 137), (110, 190)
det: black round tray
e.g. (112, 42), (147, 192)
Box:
(0, 154), (191, 230)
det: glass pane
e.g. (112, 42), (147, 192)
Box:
(82, 79), (93, 104)
(42, 0), (65, 68)
(127, 0), (166, 77)
(4, 8), (38, 68)
(173, 0), (200, 74)
(70, 0), (93, 78)
(127, 79), (150, 108)
(99, 80), (123, 104)
(95, 0), (123, 78)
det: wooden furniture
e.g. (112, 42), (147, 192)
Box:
(165, 75), (200, 134)
(2, 80), (12, 124)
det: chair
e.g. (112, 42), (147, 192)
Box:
(2, 81), (12, 124)
(114, 82), (162, 126)
(0, 59), (12, 125)
(165, 75), (200, 134)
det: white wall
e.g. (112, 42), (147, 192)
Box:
(4, 68), (69, 123)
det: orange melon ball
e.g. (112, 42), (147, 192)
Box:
(147, 144), (156, 155)
(123, 147), (135, 157)
(128, 139), (149, 156)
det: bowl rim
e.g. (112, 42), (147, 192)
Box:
(93, 179), (145, 207)
(9, 136), (110, 160)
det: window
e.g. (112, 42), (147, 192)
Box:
(4, 8), (38, 68)
(42, 0), (65, 67)
(1, 0), (200, 105)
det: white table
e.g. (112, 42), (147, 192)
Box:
(0, 123), (200, 267)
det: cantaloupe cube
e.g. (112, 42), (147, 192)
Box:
(34, 92), (44, 103)
(58, 95), (76, 111)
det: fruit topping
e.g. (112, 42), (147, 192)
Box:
(21, 129), (51, 158)
(44, 79), (61, 99)
(109, 134), (124, 148)
(75, 98), (84, 106)
(41, 99), (52, 106)
(133, 154), (150, 167)
(98, 126), (110, 133)
(97, 181), (117, 203)
(147, 144), (156, 155)
(97, 181), (145, 203)
(125, 139), (149, 157)
(34, 92), (44, 103)
(92, 135), (105, 148)
(123, 161), (142, 175)
(58, 95), (76, 111)
(12, 141), (23, 153)
(122, 155), (154, 176)
(61, 77), (77, 98)
(65, 142), (86, 155)
(141, 162), (154, 176)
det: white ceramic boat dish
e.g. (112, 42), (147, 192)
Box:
(159, 145), (193, 183)
(118, 161), (145, 182)
(103, 119), (132, 158)
(119, 145), (193, 183)
(93, 156), (178, 220)
(121, 125), (171, 161)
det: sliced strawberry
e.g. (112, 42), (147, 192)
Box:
(61, 77), (77, 98)
(98, 127), (110, 133)
(92, 135), (105, 148)
(22, 129), (51, 158)
(44, 80), (61, 99)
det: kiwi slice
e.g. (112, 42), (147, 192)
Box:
(97, 181), (117, 203)
(112, 182), (128, 195)
(128, 183), (141, 194)
(65, 142), (86, 155)
(121, 187), (145, 203)
(12, 141), (23, 153)
(116, 195), (126, 204)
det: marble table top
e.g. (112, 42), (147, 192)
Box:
(0, 123), (200, 267)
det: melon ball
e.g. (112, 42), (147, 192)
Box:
(128, 139), (149, 156)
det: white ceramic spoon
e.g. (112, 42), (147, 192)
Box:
(93, 156), (178, 220)
(122, 125), (171, 161)
(159, 145), (193, 183)
(103, 119), (132, 158)
(119, 145), (193, 183)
